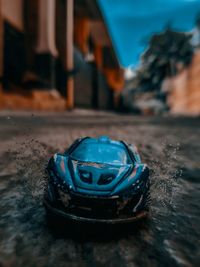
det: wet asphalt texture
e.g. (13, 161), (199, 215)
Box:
(0, 110), (200, 267)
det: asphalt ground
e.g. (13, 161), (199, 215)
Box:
(0, 110), (200, 267)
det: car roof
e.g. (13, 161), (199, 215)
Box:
(81, 136), (125, 148)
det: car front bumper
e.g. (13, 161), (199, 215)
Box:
(44, 198), (148, 224)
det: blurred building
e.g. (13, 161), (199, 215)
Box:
(167, 51), (200, 115)
(0, 0), (124, 110)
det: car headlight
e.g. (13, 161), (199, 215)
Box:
(48, 169), (70, 190)
(121, 179), (146, 198)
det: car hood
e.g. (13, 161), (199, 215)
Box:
(68, 158), (131, 193)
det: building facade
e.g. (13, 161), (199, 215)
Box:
(167, 51), (200, 115)
(0, 0), (124, 110)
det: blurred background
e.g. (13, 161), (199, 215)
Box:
(0, 1), (200, 267)
(0, 0), (199, 115)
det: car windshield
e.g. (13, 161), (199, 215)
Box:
(71, 142), (130, 165)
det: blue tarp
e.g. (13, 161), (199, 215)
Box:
(97, 0), (200, 67)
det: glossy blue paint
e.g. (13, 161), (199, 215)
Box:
(45, 136), (150, 222)
(52, 154), (75, 191)
(70, 158), (131, 193)
(48, 136), (149, 197)
(71, 136), (131, 165)
(97, 0), (200, 67)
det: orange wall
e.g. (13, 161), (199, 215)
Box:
(74, 17), (90, 54)
(74, 17), (124, 92)
(168, 51), (200, 115)
(2, 0), (24, 31)
(103, 68), (124, 92)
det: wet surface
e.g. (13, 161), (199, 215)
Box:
(0, 111), (200, 267)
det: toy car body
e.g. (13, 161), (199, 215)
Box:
(44, 136), (150, 224)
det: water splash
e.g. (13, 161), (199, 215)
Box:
(141, 141), (182, 213)
(8, 139), (55, 203)
(8, 138), (183, 214)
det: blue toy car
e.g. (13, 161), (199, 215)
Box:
(44, 136), (150, 224)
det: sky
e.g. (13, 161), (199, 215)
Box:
(97, 0), (200, 68)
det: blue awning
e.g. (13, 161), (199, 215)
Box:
(97, 0), (200, 67)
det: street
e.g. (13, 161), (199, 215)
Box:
(0, 110), (200, 267)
